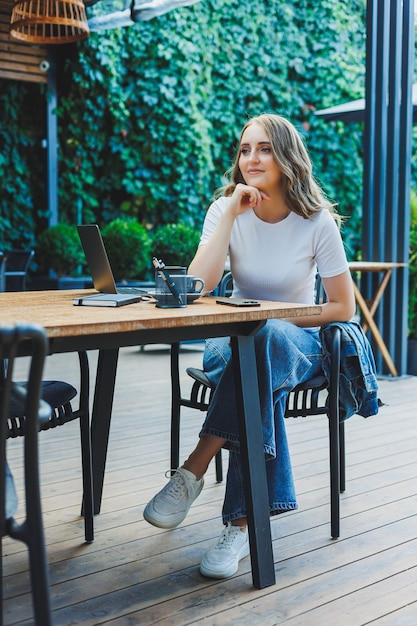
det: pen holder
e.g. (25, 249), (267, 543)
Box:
(154, 271), (187, 308)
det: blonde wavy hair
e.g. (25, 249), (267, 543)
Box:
(217, 113), (339, 222)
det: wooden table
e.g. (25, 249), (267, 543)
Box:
(1, 289), (321, 589)
(348, 262), (407, 376)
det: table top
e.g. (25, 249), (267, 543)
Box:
(0, 289), (321, 340)
(348, 261), (407, 272)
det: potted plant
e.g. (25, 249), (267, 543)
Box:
(102, 218), (152, 283)
(152, 221), (201, 268)
(33, 223), (87, 289)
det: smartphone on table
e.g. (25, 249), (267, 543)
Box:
(216, 297), (260, 307)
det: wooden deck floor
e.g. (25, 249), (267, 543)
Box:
(4, 344), (417, 625)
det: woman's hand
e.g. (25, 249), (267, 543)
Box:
(227, 183), (270, 216)
(189, 184), (269, 292)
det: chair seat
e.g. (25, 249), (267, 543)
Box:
(10, 380), (77, 416)
(186, 367), (214, 388)
(8, 380), (78, 437)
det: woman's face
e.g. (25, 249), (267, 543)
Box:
(238, 122), (282, 193)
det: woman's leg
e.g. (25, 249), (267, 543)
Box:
(222, 394), (297, 524)
(200, 322), (323, 578)
(183, 434), (226, 481)
(144, 321), (322, 555)
(202, 320), (323, 522)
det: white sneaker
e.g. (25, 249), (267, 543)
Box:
(200, 523), (250, 579)
(143, 467), (204, 529)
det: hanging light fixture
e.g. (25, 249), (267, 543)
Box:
(9, 0), (90, 44)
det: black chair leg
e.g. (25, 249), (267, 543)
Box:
(214, 450), (223, 483)
(339, 421), (346, 493)
(329, 422), (340, 539)
(328, 326), (341, 539)
(28, 532), (53, 625)
(170, 343), (181, 473)
(80, 413), (94, 542)
(78, 351), (94, 542)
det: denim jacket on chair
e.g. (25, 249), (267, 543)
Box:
(320, 320), (380, 421)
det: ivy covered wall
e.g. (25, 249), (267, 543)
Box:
(1, 0), (371, 255)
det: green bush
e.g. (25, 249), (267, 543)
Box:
(152, 222), (201, 268)
(102, 218), (151, 281)
(36, 224), (84, 277)
(409, 191), (417, 338)
(0, 0), (372, 253)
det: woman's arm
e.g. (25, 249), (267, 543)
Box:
(188, 210), (235, 292)
(189, 184), (268, 292)
(287, 270), (356, 327)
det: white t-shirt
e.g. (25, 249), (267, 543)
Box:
(200, 196), (349, 304)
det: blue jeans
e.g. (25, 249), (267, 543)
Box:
(200, 319), (323, 524)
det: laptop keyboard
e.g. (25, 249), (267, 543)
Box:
(117, 287), (155, 295)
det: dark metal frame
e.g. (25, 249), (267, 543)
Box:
(46, 46), (58, 228)
(0, 324), (52, 626)
(362, 0), (414, 375)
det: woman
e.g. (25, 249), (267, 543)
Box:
(143, 113), (356, 579)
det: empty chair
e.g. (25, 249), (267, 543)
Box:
(8, 351), (94, 543)
(5, 249), (35, 291)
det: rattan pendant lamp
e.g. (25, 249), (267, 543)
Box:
(9, 0), (90, 44)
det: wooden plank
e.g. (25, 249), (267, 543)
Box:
(0, 43), (47, 59)
(0, 58), (45, 73)
(0, 62), (47, 82)
(374, 603), (417, 625)
(0, 2), (47, 84)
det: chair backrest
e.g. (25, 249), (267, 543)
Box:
(5, 250), (35, 291)
(0, 253), (6, 293)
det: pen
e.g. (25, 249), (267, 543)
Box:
(152, 257), (183, 305)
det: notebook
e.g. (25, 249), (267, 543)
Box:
(72, 292), (143, 307)
(77, 224), (154, 298)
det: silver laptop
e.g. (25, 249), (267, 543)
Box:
(77, 224), (154, 296)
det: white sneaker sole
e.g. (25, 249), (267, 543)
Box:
(200, 540), (250, 579)
(143, 502), (188, 529)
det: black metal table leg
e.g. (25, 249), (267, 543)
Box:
(231, 335), (276, 589)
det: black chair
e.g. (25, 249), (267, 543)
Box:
(0, 323), (53, 626)
(8, 351), (94, 544)
(0, 253), (6, 292)
(5, 249), (35, 291)
(170, 272), (345, 539)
